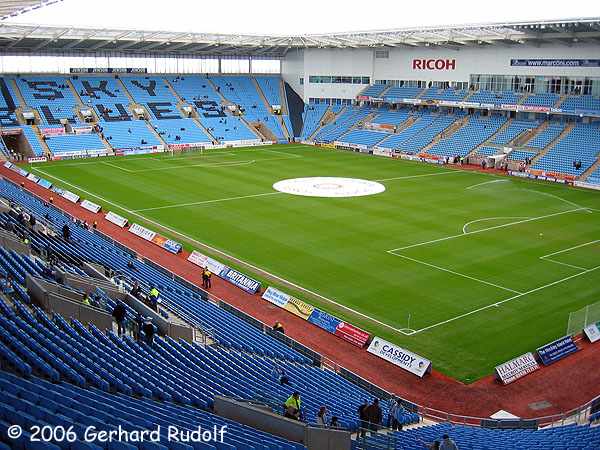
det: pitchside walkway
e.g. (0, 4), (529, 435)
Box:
(1, 164), (599, 421)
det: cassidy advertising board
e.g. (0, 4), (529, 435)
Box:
(367, 337), (431, 378)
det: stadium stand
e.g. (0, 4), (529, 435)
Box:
(150, 118), (212, 146)
(420, 87), (467, 102)
(383, 86), (424, 102)
(339, 129), (388, 147)
(300, 104), (328, 139)
(44, 133), (106, 155)
(15, 76), (80, 125)
(522, 92), (560, 107)
(507, 149), (538, 161)
(314, 107), (373, 142)
(587, 166), (600, 184)
(0, 78), (19, 126)
(532, 122), (600, 176)
(491, 120), (539, 145)
(210, 76), (286, 142)
(427, 115), (506, 158)
(360, 84), (387, 97)
(561, 94), (600, 112)
(371, 108), (411, 125)
(360, 422), (600, 450)
(70, 76), (133, 122)
(121, 76), (182, 120)
(101, 120), (162, 150)
(526, 122), (566, 149)
(19, 126), (45, 157)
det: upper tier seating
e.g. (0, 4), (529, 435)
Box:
(210, 77), (286, 142)
(0, 369), (304, 449)
(121, 76), (182, 120)
(420, 88), (467, 102)
(45, 133), (106, 155)
(360, 84), (387, 97)
(15, 76), (79, 125)
(300, 104), (328, 139)
(526, 122), (566, 148)
(468, 90), (522, 105)
(0, 78), (19, 126)
(101, 120), (162, 150)
(362, 421), (600, 450)
(522, 93), (559, 107)
(70, 76), (132, 122)
(150, 118), (212, 145)
(561, 95), (600, 112)
(532, 122), (600, 176)
(427, 115), (506, 157)
(508, 149), (537, 161)
(383, 86), (424, 102)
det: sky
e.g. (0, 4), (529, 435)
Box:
(9, 0), (600, 35)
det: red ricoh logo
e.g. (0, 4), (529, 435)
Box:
(412, 59), (456, 70)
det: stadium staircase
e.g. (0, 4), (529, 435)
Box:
(579, 155), (600, 181)
(115, 77), (150, 120)
(144, 121), (168, 147)
(307, 106), (338, 140)
(65, 79), (84, 106)
(517, 121), (549, 148)
(554, 93), (569, 108)
(395, 115), (418, 134)
(379, 85), (394, 98)
(530, 122), (575, 165)
(420, 116), (469, 153)
(467, 118), (513, 156)
(31, 125), (51, 157)
(9, 79), (26, 107)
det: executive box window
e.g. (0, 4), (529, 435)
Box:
(309, 75), (370, 84)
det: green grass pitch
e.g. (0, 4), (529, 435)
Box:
(28, 144), (600, 382)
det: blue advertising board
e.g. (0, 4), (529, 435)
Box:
(162, 240), (182, 254)
(308, 309), (342, 334)
(220, 268), (260, 294)
(511, 59), (600, 67)
(537, 336), (578, 366)
(37, 178), (52, 189)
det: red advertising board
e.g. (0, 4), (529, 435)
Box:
(334, 322), (370, 347)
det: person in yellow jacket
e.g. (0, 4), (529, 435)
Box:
(284, 392), (302, 420)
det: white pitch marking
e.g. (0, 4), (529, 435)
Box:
(29, 167), (416, 337)
(389, 253), (523, 295)
(375, 170), (469, 182)
(101, 161), (133, 173)
(387, 208), (586, 253)
(520, 188), (592, 213)
(462, 217), (530, 234)
(412, 264), (600, 335)
(541, 259), (589, 271)
(540, 239), (600, 259)
(134, 191), (284, 212)
(465, 179), (510, 190)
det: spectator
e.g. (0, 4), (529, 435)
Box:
(82, 293), (91, 307)
(205, 269), (212, 288)
(142, 319), (156, 347)
(273, 321), (285, 334)
(127, 257), (136, 270)
(149, 285), (160, 311)
(29, 215), (36, 228)
(284, 392), (302, 420)
(112, 302), (127, 336)
(2, 275), (14, 294)
(418, 439), (440, 450)
(358, 400), (369, 438)
(134, 312), (144, 341)
(390, 397), (405, 430)
(330, 416), (340, 428)
(440, 434), (458, 450)
(130, 281), (142, 298)
(273, 365), (290, 386)
(92, 221), (97, 229)
(366, 398), (382, 432)
(62, 223), (71, 241)
(315, 406), (328, 427)
(202, 267), (208, 288)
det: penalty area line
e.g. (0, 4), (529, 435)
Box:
(411, 264), (600, 335)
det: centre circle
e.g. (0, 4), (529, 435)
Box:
(273, 177), (385, 198)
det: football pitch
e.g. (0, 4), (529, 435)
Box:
(27, 144), (600, 382)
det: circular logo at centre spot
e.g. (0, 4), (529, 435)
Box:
(272, 177), (385, 198)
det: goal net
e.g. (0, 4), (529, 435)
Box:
(566, 300), (600, 336)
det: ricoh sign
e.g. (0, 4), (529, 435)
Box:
(412, 59), (456, 70)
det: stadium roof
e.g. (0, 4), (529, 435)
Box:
(0, 17), (599, 57)
(0, 0), (61, 21)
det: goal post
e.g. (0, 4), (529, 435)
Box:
(566, 300), (600, 336)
